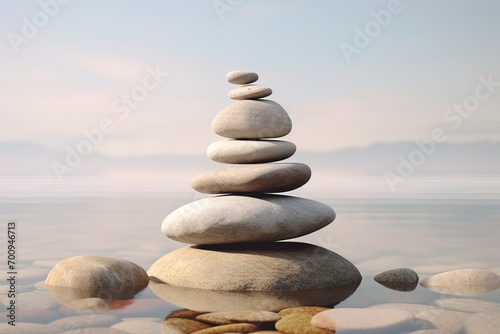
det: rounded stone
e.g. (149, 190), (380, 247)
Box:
(50, 314), (119, 330)
(45, 255), (149, 289)
(147, 242), (361, 291)
(192, 323), (259, 334)
(191, 163), (311, 194)
(207, 140), (296, 164)
(464, 311), (500, 334)
(211, 100), (292, 139)
(419, 269), (500, 296)
(415, 309), (470, 333)
(275, 313), (332, 334)
(226, 70), (258, 84)
(278, 306), (331, 317)
(311, 308), (414, 332)
(436, 298), (500, 314)
(162, 194), (335, 244)
(162, 318), (210, 334)
(228, 85), (272, 100)
(374, 268), (419, 291)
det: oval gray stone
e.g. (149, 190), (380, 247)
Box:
(374, 268), (419, 291)
(211, 100), (292, 139)
(228, 85), (272, 100)
(162, 194), (335, 244)
(226, 70), (258, 84)
(207, 140), (296, 164)
(45, 255), (149, 289)
(147, 242), (361, 291)
(191, 163), (311, 194)
(419, 269), (500, 296)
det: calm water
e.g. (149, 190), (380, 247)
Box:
(1, 175), (499, 333)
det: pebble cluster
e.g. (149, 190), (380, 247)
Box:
(147, 70), (361, 295)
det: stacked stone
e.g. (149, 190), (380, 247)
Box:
(148, 70), (360, 300)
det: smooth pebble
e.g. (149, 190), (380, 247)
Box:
(228, 85), (272, 100)
(226, 70), (258, 84)
(212, 100), (292, 139)
(311, 308), (413, 332)
(148, 242), (361, 291)
(207, 139), (296, 164)
(191, 163), (311, 194)
(162, 194), (334, 245)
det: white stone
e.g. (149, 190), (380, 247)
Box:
(0, 323), (64, 333)
(368, 302), (431, 315)
(411, 330), (454, 334)
(50, 314), (119, 330)
(228, 85), (272, 100)
(207, 139), (296, 164)
(416, 309), (470, 334)
(211, 100), (292, 139)
(419, 269), (500, 296)
(111, 320), (162, 334)
(226, 70), (258, 84)
(191, 163), (311, 194)
(464, 311), (500, 334)
(436, 298), (500, 314)
(162, 194), (335, 244)
(2, 291), (55, 310)
(311, 308), (413, 331)
(64, 328), (129, 334)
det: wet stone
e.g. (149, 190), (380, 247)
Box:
(50, 314), (119, 330)
(275, 313), (333, 334)
(162, 318), (211, 334)
(436, 298), (500, 314)
(45, 255), (149, 289)
(190, 322), (259, 333)
(1, 291), (55, 311)
(464, 311), (500, 334)
(111, 320), (162, 334)
(374, 268), (419, 291)
(311, 308), (413, 332)
(278, 306), (331, 317)
(415, 309), (470, 334)
(419, 269), (500, 296)
(0, 323), (64, 333)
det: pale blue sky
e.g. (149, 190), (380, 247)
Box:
(1, 0), (499, 156)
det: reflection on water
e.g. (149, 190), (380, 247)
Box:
(0, 175), (499, 332)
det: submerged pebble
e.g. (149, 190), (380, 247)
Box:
(419, 269), (500, 296)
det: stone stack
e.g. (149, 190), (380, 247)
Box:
(148, 70), (361, 309)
